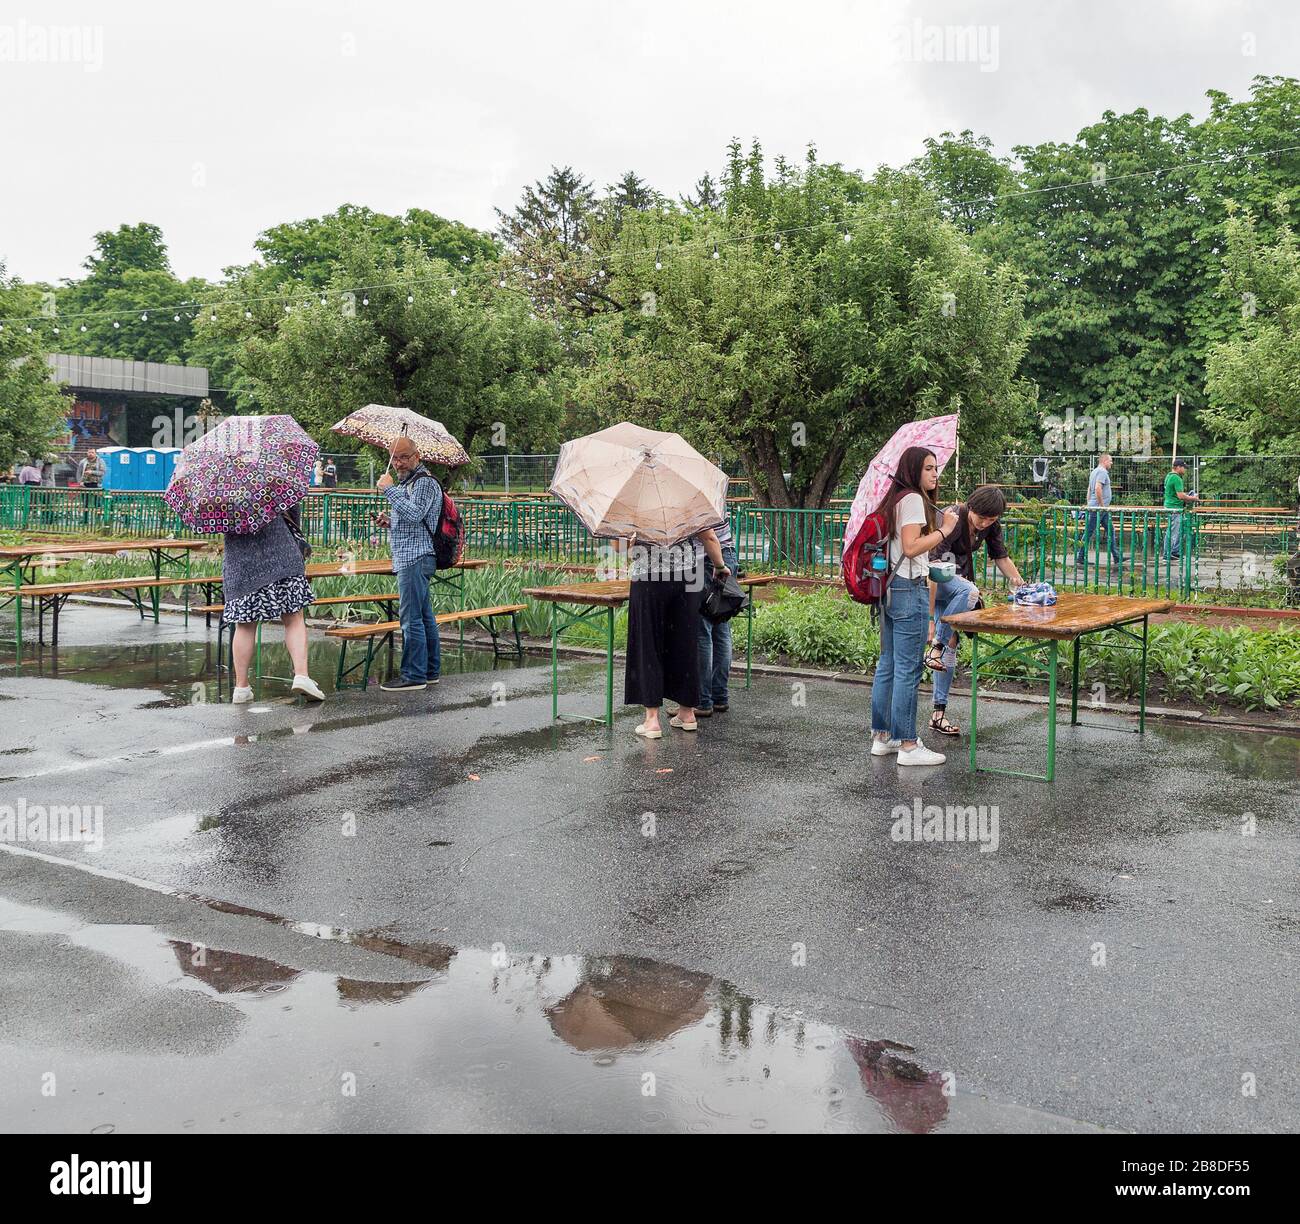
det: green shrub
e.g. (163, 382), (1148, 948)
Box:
(751, 586), (880, 671)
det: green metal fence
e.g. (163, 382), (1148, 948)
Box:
(2, 485), (1294, 603)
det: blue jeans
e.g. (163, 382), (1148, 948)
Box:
(397, 555), (440, 683)
(1162, 513), (1182, 559)
(697, 546), (738, 710)
(931, 575), (979, 707)
(1076, 510), (1122, 564)
(870, 576), (929, 742)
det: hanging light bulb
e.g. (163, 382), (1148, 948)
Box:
(210, 311), (217, 321)
(406, 293), (414, 303)
(320, 296), (327, 305)
(450, 287), (457, 296)
(284, 304), (292, 312)
(26, 325), (33, 332)
(141, 312), (148, 321)
(113, 321), (120, 328)
(843, 231), (852, 242)
(461, 255), (469, 263)
(498, 277), (506, 288)
(244, 309), (252, 319)
(546, 271), (554, 281)
(362, 296), (369, 305)
(52, 326), (59, 335)
(712, 245), (720, 260)
(80, 324), (87, 332)
(174, 314), (181, 322)
(655, 260), (662, 270)
(773, 240), (781, 251)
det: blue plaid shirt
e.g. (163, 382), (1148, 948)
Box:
(384, 465), (443, 571)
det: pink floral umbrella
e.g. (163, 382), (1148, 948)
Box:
(164, 415), (319, 535)
(841, 413), (959, 561)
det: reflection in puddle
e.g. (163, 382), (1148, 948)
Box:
(0, 893), (959, 1133)
(0, 636), (541, 705)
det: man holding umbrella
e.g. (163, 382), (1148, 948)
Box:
(376, 436), (443, 692)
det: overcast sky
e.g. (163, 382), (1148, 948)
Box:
(2, 0), (1296, 284)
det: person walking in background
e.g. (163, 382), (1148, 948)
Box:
(18, 459), (41, 485)
(870, 446), (958, 767)
(924, 485), (1024, 738)
(1075, 453), (1123, 568)
(222, 502), (323, 704)
(1162, 459), (1199, 560)
(626, 527), (729, 738)
(376, 436), (443, 692)
(695, 519), (740, 717)
(322, 458), (338, 489)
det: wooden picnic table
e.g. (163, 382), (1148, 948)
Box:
(943, 592), (1174, 783)
(522, 575), (776, 725)
(0, 537), (214, 650)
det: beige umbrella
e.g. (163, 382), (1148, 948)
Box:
(331, 404), (470, 466)
(549, 422), (727, 546)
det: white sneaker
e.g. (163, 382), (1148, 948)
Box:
(897, 742), (946, 766)
(870, 737), (901, 756)
(231, 686), (254, 704)
(291, 674), (326, 702)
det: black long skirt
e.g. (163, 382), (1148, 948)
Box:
(624, 576), (702, 708)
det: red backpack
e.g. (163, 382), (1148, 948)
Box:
(432, 489), (464, 568)
(411, 472), (465, 568)
(842, 510), (894, 607)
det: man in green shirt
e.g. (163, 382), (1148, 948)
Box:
(1162, 459), (1199, 559)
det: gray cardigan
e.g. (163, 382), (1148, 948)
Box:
(222, 506), (307, 602)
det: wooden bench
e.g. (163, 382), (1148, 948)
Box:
(16, 575), (223, 647)
(325, 604), (527, 689)
(194, 594), (401, 670)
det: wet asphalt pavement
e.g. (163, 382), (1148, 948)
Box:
(1, 604), (1296, 1133)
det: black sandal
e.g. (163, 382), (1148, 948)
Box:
(924, 641), (948, 672)
(930, 709), (961, 736)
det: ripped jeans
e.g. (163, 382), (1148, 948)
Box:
(931, 575), (979, 708)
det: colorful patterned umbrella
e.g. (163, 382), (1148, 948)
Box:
(330, 404), (469, 466)
(841, 413), (959, 561)
(549, 422), (727, 546)
(163, 415), (319, 535)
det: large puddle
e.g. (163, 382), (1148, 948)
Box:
(0, 635), (543, 705)
(0, 892), (980, 1134)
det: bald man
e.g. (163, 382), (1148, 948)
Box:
(376, 437), (443, 691)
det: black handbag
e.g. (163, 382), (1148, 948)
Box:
(701, 568), (747, 624)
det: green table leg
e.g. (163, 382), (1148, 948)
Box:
(746, 595), (754, 690)
(550, 606), (559, 723)
(1046, 640), (1058, 783)
(183, 549), (191, 628)
(151, 549), (161, 624)
(968, 633), (979, 771)
(1138, 615), (1149, 735)
(1070, 636), (1081, 725)
(605, 605), (614, 726)
(9, 562), (21, 660)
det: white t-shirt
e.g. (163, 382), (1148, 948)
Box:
(889, 492), (930, 580)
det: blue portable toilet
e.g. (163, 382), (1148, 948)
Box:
(160, 447), (182, 490)
(99, 446), (137, 490)
(139, 447), (167, 490)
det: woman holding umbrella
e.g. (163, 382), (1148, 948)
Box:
(222, 504), (323, 704)
(164, 414), (326, 704)
(869, 446), (956, 765)
(625, 527), (730, 738)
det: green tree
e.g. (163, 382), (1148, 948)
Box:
(0, 267), (74, 470)
(199, 237), (567, 463)
(576, 145), (1034, 514)
(1203, 206), (1300, 452)
(908, 130), (1014, 235)
(982, 108), (1202, 445)
(55, 223), (211, 364)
